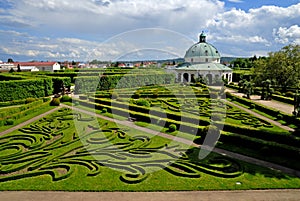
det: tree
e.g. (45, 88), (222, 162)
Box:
(17, 64), (21, 72)
(252, 44), (300, 91)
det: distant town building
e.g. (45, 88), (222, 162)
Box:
(13, 62), (60, 72)
(167, 32), (233, 84)
(0, 62), (15, 71)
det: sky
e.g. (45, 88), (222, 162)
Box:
(0, 0), (300, 62)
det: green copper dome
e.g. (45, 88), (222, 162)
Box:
(184, 32), (221, 63)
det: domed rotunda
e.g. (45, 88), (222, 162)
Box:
(171, 32), (232, 84)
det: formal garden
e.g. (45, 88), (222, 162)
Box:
(1, 107), (300, 191)
(0, 61), (300, 190)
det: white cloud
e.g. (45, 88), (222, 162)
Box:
(274, 25), (300, 44)
(1, 0), (224, 36)
(227, 0), (243, 3)
(1, 1), (300, 59)
(206, 3), (300, 56)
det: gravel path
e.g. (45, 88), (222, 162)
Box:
(226, 89), (294, 115)
(1, 190), (300, 201)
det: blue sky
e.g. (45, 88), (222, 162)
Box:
(0, 0), (300, 61)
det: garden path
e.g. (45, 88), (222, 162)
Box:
(1, 189), (300, 201)
(225, 100), (295, 132)
(226, 88), (294, 115)
(62, 104), (300, 178)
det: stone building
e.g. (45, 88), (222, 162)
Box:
(168, 32), (232, 84)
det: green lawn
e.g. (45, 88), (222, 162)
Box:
(0, 104), (56, 133)
(0, 107), (300, 191)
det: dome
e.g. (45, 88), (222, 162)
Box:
(184, 32), (221, 64)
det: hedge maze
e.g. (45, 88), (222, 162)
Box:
(0, 108), (244, 185)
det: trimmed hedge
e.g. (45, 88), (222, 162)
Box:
(0, 78), (53, 102)
(74, 73), (175, 94)
(220, 131), (300, 159)
(74, 98), (208, 136)
(0, 100), (47, 126)
(272, 94), (294, 105)
(226, 92), (300, 126)
(52, 77), (72, 94)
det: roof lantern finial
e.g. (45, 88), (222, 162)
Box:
(199, 31), (206, 43)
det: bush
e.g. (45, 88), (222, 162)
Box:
(25, 98), (37, 104)
(60, 95), (72, 102)
(168, 124), (177, 132)
(276, 113), (283, 120)
(210, 92), (219, 99)
(43, 97), (51, 102)
(136, 99), (151, 107)
(285, 91), (294, 98)
(273, 91), (282, 95)
(111, 92), (119, 99)
(250, 103), (255, 109)
(132, 92), (140, 99)
(102, 108), (107, 113)
(50, 98), (60, 106)
(5, 119), (14, 125)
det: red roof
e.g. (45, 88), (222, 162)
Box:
(14, 62), (57, 67)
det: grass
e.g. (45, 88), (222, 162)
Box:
(1, 107), (300, 191)
(227, 97), (298, 130)
(0, 103), (55, 133)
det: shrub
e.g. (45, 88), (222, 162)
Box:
(136, 99), (151, 107)
(210, 92), (219, 99)
(102, 108), (107, 113)
(43, 97), (51, 102)
(250, 103), (255, 109)
(285, 91), (294, 98)
(132, 92), (140, 99)
(60, 95), (72, 102)
(25, 98), (37, 104)
(273, 91), (282, 95)
(5, 119), (14, 125)
(111, 92), (119, 99)
(168, 124), (177, 132)
(50, 98), (60, 106)
(277, 113), (283, 120)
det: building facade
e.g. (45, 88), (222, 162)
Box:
(168, 32), (232, 84)
(14, 62), (61, 72)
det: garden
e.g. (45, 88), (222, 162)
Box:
(71, 83), (300, 170)
(1, 108), (300, 191)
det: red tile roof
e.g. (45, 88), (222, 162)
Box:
(13, 62), (57, 67)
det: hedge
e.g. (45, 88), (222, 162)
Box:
(220, 131), (300, 158)
(74, 73), (175, 94)
(220, 122), (300, 148)
(226, 92), (300, 126)
(74, 98), (207, 136)
(91, 97), (210, 126)
(0, 78), (53, 102)
(0, 100), (47, 126)
(52, 77), (72, 94)
(0, 74), (25, 81)
(272, 94), (294, 105)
